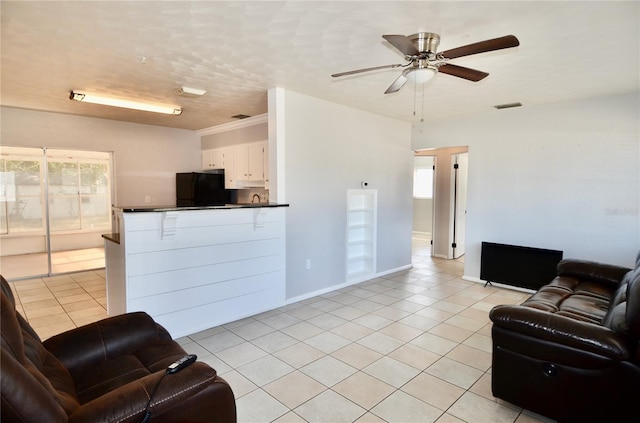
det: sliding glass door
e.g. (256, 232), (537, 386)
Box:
(0, 146), (112, 279)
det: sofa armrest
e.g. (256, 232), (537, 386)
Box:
(490, 304), (631, 360)
(557, 259), (631, 287)
(68, 363), (233, 423)
(43, 312), (171, 374)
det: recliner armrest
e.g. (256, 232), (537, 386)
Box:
(67, 362), (230, 423)
(43, 312), (172, 375)
(557, 259), (631, 287)
(490, 304), (631, 360)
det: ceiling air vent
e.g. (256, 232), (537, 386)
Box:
(494, 102), (522, 109)
(231, 114), (251, 119)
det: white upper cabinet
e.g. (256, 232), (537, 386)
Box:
(202, 148), (225, 170)
(202, 141), (267, 188)
(234, 142), (264, 182)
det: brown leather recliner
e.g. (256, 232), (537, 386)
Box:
(1, 275), (236, 422)
(489, 252), (640, 423)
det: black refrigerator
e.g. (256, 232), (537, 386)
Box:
(176, 171), (226, 207)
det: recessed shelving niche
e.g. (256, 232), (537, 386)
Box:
(346, 189), (377, 282)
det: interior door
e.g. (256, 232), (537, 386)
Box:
(452, 153), (468, 258)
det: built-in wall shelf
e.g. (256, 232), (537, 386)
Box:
(346, 189), (377, 282)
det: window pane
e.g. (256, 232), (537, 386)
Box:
(80, 163), (108, 194)
(48, 162), (78, 195)
(81, 196), (110, 229)
(413, 168), (433, 199)
(3, 159), (44, 233)
(49, 196), (80, 231)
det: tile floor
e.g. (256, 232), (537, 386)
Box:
(0, 247), (105, 280)
(5, 238), (556, 423)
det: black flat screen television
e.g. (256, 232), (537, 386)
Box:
(480, 242), (563, 290)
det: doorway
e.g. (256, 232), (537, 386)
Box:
(414, 146), (468, 260)
(0, 146), (112, 280)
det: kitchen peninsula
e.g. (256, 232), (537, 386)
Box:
(103, 203), (288, 338)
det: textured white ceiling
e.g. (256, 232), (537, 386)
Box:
(1, 1), (638, 131)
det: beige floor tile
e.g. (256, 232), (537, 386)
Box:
(356, 332), (404, 355)
(304, 331), (351, 354)
(67, 306), (108, 320)
(333, 371), (395, 410)
(376, 321), (422, 342)
(71, 313), (108, 327)
(264, 370), (326, 409)
(354, 412), (388, 423)
(281, 321), (325, 341)
(216, 341), (268, 368)
(388, 343), (440, 371)
(448, 391), (520, 423)
(21, 298), (60, 311)
(236, 388), (289, 423)
(34, 321), (77, 340)
(217, 370), (257, 399)
(401, 372), (465, 411)
(271, 411), (307, 423)
(23, 304), (66, 319)
(62, 299), (101, 312)
(426, 357), (484, 390)
(462, 332), (493, 354)
(237, 355), (294, 387)
(19, 291), (56, 304)
(428, 322), (473, 343)
(300, 355), (357, 387)
(445, 314), (487, 332)
(446, 344), (492, 371)
(410, 332), (458, 356)
(330, 322), (374, 341)
(251, 330), (298, 354)
(27, 312), (73, 328)
(362, 356), (421, 388)
(371, 390), (443, 423)
(435, 413), (466, 423)
(57, 293), (93, 304)
(332, 343), (383, 369)
(293, 389), (366, 423)
(273, 342), (325, 369)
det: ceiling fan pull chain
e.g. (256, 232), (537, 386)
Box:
(413, 83), (417, 116)
(421, 83), (425, 122)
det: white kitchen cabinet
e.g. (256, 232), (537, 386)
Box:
(202, 148), (224, 170)
(233, 142), (266, 186)
(202, 142), (267, 188)
(346, 189), (377, 282)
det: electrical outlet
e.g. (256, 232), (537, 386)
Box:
(305, 259), (311, 270)
(144, 195), (151, 203)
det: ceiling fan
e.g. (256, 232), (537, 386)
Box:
(331, 33), (520, 94)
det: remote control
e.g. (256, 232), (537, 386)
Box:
(166, 354), (197, 374)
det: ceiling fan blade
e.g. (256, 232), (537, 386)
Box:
(384, 73), (408, 94)
(382, 35), (419, 56)
(438, 64), (489, 82)
(331, 63), (404, 78)
(440, 35), (520, 60)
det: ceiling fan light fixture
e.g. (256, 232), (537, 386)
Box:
(69, 91), (182, 115)
(406, 67), (437, 85)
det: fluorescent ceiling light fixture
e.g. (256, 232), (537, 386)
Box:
(69, 91), (182, 115)
(406, 67), (437, 85)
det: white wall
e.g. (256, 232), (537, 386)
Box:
(1, 107), (201, 207)
(270, 88), (413, 300)
(412, 92), (640, 277)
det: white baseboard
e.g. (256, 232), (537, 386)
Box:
(285, 264), (413, 305)
(462, 275), (535, 294)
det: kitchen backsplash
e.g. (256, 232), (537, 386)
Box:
(236, 188), (269, 204)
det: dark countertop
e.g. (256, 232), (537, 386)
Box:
(114, 203), (289, 213)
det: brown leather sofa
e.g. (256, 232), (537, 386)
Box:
(1, 275), (236, 422)
(489, 252), (640, 422)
